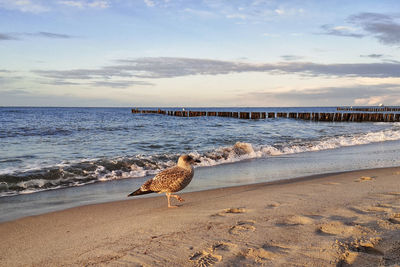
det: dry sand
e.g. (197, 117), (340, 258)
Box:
(1, 167), (400, 266)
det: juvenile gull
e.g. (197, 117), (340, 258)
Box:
(127, 155), (200, 208)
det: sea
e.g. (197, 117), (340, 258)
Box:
(1, 106), (400, 222)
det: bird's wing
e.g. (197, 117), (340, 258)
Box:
(144, 166), (188, 192)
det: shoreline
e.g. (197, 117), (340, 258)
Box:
(1, 166), (400, 266)
(1, 158), (399, 223)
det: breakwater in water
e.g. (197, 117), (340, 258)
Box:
(131, 108), (400, 122)
(337, 107), (400, 112)
(2, 107), (400, 201)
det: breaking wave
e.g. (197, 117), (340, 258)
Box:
(1, 126), (400, 197)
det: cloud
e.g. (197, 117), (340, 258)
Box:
(349, 12), (400, 45)
(274, 7), (304, 16)
(0, 32), (74, 41)
(0, 0), (49, 13)
(91, 80), (153, 88)
(0, 33), (19, 41)
(95, 58), (400, 79)
(0, 89), (129, 107)
(274, 8), (284, 15)
(320, 24), (364, 38)
(0, 89), (31, 95)
(281, 55), (303, 61)
(360, 54), (384, 58)
(242, 84), (400, 106)
(58, 0), (109, 9)
(0, 74), (25, 86)
(58, 0), (83, 8)
(137, 0), (306, 23)
(226, 13), (247, 20)
(383, 59), (400, 64)
(87, 0), (108, 8)
(40, 80), (81, 86)
(34, 57), (400, 84)
(143, 0), (155, 7)
(30, 32), (74, 39)
(321, 13), (400, 45)
(183, 8), (215, 18)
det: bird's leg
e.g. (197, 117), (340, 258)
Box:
(171, 194), (185, 202)
(166, 193), (178, 208)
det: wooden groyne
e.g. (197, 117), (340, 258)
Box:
(337, 107), (400, 112)
(131, 108), (400, 122)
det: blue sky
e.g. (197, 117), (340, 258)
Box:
(0, 0), (399, 107)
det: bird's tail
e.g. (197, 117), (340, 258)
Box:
(127, 188), (154, 197)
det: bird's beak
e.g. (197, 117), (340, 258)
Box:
(194, 159), (201, 163)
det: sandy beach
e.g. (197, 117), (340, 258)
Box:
(1, 167), (400, 266)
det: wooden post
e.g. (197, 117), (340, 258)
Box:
(311, 113), (318, 121)
(268, 112), (275, 118)
(277, 112), (287, 118)
(251, 112), (261, 119)
(261, 112), (266, 119)
(240, 112), (250, 119)
(218, 112), (232, 117)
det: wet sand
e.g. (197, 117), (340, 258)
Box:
(1, 167), (400, 266)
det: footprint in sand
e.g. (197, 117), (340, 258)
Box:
(276, 215), (315, 226)
(243, 243), (290, 263)
(212, 241), (238, 252)
(229, 220), (256, 235)
(211, 208), (246, 217)
(373, 192), (400, 199)
(347, 206), (369, 215)
(366, 205), (392, 213)
(377, 203), (394, 208)
(355, 176), (375, 182)
(324, 182), (341, 185)
(265, 202), (281, 209)
(189, 250), (222, 267)
(336, 238), (384, 266)
(388, 213), (400, 224)
(349, 204), (392, 215)
(317, 221), (356, 236)
(351, 238), (383, 256)
(224, 208), (246, 214)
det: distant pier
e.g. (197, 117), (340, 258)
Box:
(337, 106), (400, 112)
(131, 108), (400, 122)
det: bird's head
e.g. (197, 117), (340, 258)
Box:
(178, 154), (201, 167)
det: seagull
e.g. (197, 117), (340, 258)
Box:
(128, 155), (200, 208)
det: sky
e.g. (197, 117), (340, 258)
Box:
(0, 0), (400, 107)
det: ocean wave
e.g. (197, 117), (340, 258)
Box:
(1, 127), (400, 197)
(193, 126), (400, 165)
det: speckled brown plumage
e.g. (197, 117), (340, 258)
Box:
(141, 165), (193, 193)
(128, 154), (199, 207)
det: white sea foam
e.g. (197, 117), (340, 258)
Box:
(195, 127), (400, 166)
(2, 127), (400, 197)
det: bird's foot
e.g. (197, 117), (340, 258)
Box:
(175, 195), (185, 202)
